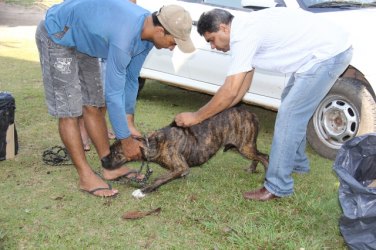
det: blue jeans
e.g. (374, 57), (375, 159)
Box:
(264, 47), (353, 197)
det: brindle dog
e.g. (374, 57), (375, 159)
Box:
(110, 106), (269, 194)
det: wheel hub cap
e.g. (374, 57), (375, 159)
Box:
(315, 98), (359, 149)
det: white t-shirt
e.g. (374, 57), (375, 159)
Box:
(227, 7), (352, 76)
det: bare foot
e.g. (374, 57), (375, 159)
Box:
(127, 114), (142, 137)
(83, 140), (91, 151)
(79, 171), (118, 197)
(102, 166), (144, 181)
(129, 126), (142, 138)
(107, 130), (116, 140)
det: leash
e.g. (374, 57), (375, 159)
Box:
(42, 137), (154, 186)
(98, 160), (153, 187)
(139, 135), (153, 185)
(42, 146), (72, 166)
(112, 135), (153, 187)
(132, 160), (153, 186)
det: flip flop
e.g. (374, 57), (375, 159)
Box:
(80, 184), (117, 198)
(107, 170), (143, 182)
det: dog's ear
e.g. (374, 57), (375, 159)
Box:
(132, 135), (143, 141)
(156, 132), (165, 142)
(149, 131), (165, 143)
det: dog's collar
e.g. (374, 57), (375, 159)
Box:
(143, 134), (150, 162)
(133, 134), (153, 186)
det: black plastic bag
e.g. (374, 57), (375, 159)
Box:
(0, 92), (18, 160)
(333, 133), (376, 250)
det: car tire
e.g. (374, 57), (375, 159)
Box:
(307, 78), (376, 160)
(137, 77), (146, 98)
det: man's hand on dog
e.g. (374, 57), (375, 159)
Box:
(175, 112), (201, 127)
(121, 136), (142, 161)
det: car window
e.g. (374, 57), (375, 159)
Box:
(301, 0), (376, 8)
(203, 0), (243, 8)
(178, 0), (202, 3)
(178, 0), (250, 9)
(242, 0), (284, 9)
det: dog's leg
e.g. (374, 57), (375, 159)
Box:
(245, 160), (259, 173)
(239, 146), (269, 173)
(141, 157), (190, 194)
(257, 151), (269, 172)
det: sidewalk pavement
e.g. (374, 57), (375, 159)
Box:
(0, 2), (45, 27)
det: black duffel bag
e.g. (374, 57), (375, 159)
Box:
(333, 133), (376, 250)
(0, 92), (18, 160)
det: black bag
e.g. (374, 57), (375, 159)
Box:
(333, 133), (376, 250)
(0, 92), (18, 160)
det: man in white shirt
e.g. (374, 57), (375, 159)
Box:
(175, 7), (352, 201)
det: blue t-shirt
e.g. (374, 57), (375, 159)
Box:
(45, 0), (153, 139)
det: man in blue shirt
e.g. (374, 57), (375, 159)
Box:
(35, 0), (194, 197)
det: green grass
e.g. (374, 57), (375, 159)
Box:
(4, 0), (34, 6)
(0, 3), (346, 249)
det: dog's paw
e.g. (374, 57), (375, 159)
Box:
(132, 189), (146, 199)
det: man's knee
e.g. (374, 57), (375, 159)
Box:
(83, 105), (103, 116)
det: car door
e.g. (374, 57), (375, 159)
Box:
(138, 0), (287, 110)
(185, 0), (287, 110)
(137, 0), (196, 80)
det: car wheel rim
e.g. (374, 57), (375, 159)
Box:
(313, 95), (359, 150)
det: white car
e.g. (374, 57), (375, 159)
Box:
(137, 0), (376, 160)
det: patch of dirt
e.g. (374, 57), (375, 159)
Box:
(0, 2), (45, 26)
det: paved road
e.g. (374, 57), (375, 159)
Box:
(0, 2), (45, 26)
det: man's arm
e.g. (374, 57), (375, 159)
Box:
(124, 46), (152, 115)
(105, 46), (142, 160)
(175, 70), (254, 127)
